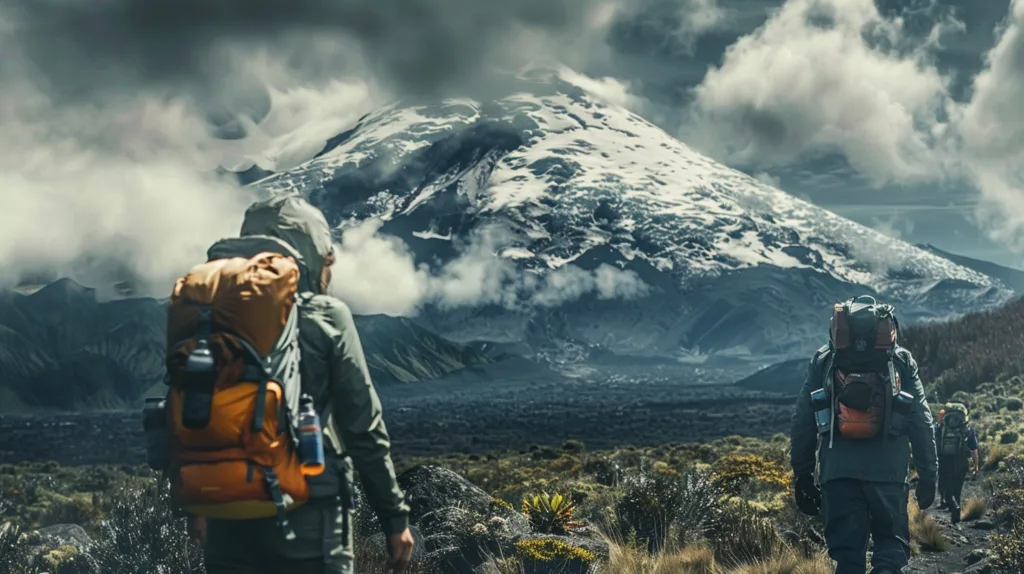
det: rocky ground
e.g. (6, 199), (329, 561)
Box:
(907, 475), (998, 574)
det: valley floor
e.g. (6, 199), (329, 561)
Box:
(0, 380), (791, 466)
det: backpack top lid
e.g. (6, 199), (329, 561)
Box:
(943, 402), (969, 423)
(830, 296), (899, 371)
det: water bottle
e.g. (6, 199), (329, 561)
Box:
(181, 339), (216, 430)
(810, 388), (832, 435)
(142, 397), (169, 471)
(298, 395), (325, 476)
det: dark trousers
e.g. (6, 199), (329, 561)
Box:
(938, 455), (968, 524)
(822, 479), (910, 574)
(203, 497), (354, 574)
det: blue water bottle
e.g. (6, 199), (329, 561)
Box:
(298, 394), (325, 476)
(810, 388), (832, 435)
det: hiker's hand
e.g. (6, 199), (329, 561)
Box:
(915, 478), (936, 510)
(186, 515), (206, 547)
(386, 527), (415, 572)
(794, 474), (821, 516)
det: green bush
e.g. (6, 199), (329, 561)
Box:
(615, 465), (723, 553)
(990, 519), (1024, 571)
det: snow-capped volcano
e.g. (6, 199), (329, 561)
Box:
(247, 67), (1011, 362)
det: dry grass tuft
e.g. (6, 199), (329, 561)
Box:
(960, 497), (987, 522)
(602, 535), (832, 574)
(908, 500), (949, 553)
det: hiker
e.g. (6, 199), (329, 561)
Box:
(157, 194), (414, 574)
(935, 409), (946, 508)
(935, 402), (979, 525)
(790, 296), (938, 574)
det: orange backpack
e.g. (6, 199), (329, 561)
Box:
(163, 250), (323, 539)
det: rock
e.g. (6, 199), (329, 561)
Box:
(15, 524), (95, 571)
(971, 519), (997, 531)
(965, 560), (993, 574)
(36, 523), (93, 551)
(398, 465), (495, 522)
(416, 507), (507, 574)
(966, 548), (989, 566)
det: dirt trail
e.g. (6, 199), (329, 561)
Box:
(906, 472), (994, 573)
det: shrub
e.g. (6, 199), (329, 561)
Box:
(515, 538), (595, 562)
(83, 481), (203, 574)
(0, 522), (27, 573)
(990, 520), (1024, 571)
(615, 466), (723, 554)
(1000, 431), (1019, 445)
(521, 493), (577, 535)
(709, 502), (788, 567)
(1006, 397), (1023, 412)
(710, 453), (789, 496)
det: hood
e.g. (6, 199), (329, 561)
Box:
(239, 193), (334, 292)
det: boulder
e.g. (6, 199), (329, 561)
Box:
(36, 523), (93, 551)
(398, 465), (495, 522)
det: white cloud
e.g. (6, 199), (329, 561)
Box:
(682, 0), (726, 38)
(753, 171), (781, 187)
(0, 82), (257, 297)
(0, 32), (387, 298)
(957, 0), (1024, 248)
(683, 0), (957, 186)
(558, 67), (648, 112)
(329, 220), (651, 316)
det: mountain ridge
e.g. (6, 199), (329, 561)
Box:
(0, 279), (501, 413)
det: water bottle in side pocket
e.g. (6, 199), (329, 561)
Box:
(142, 397), (170, 472)
(887, 390), (915, 437)
(810, 388), (832, 435)
(298, 394), (325, 476)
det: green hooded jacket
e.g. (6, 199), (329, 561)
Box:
(207, 193), (410, 536)
(790, 345), (938, 485)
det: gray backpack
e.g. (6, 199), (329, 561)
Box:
(939, 411), (968, 457)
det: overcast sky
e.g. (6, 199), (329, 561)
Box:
(2, 0), (1024, 299)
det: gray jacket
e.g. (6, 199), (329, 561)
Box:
(210, 194), (410, 535)
(790, 345), (938, 485)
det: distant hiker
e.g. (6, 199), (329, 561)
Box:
(790, 296), (938, 574)
(935, 409), (946, 508)
(148, 194), (413, 573)
(935, 402), (979, 525)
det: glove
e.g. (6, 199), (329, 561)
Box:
(915, 478), (936, 510)
(794, 474), (821, 516)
